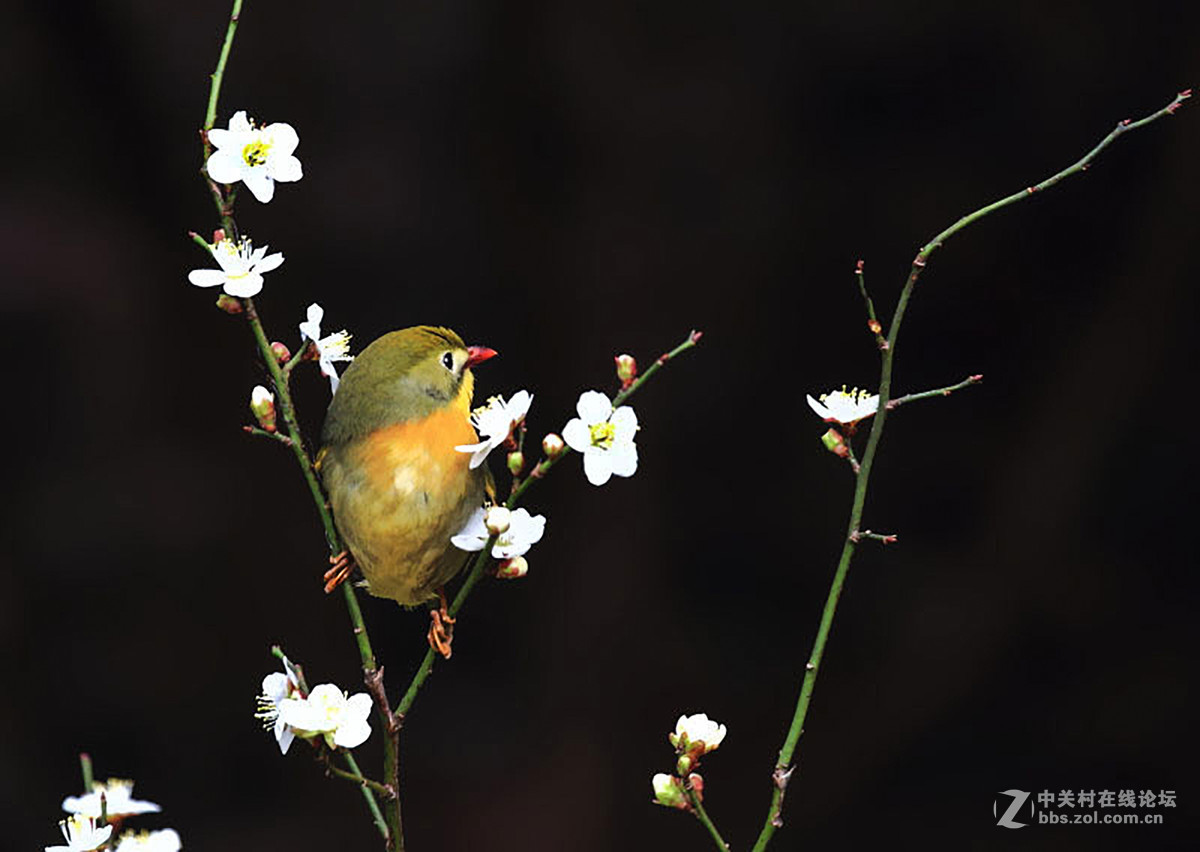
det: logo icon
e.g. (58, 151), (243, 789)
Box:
(994, 789), (1033, 829)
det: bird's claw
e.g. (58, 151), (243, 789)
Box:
(427, 587), (455, 659)
(323, 550), (356, 594)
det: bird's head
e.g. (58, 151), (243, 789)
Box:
(321, 325), (497, 446)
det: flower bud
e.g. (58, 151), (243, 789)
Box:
(542, 433), (565, 459)
(506, 450), (525, 476)
(215, 293), (243, 314)
(687, 773), (705, 798)
(651, 773), (687, 810)
(676, 754), (693, 776)
(615, 353), (638, 387)
(821, 428), (849, 459)
(484, 506), (512, 535)
(270, 342), (291, 365)
(496, 556), (528, 579)
(250, 385), (276, 432)
(212, 228), (226, 244)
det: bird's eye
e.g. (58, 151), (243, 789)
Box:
(441, 351), (455, 371)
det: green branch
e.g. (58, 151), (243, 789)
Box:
(686, 784), (729, 851)
(749, 89), (1190, 852)
(886, 374), (983, 410)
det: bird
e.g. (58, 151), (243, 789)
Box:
(315, 325), (497, 658)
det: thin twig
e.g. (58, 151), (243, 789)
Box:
(343, 752), (392, 842)
(79, 753), (93, 792)
(854, 260), (887, 350)
(749, 90), (1189, 852)
(685, 784), (729, 851)
(886, 374), (983, 410)
(243, 424), (293, 446)
(320, 751), (396, 800)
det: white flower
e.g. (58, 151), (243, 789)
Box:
(205, 110), (302, 203)
(669, 713), (727, 754)
(115, 829), (182, 852)
(62, 778), (161, 819)
(805, 386), (879, 425)
(455, 391), (534, 469)
(187, 237), (284, 299)
(255, 656), (303, 755)
(299, 303), (354, 393)
(278, 683), (372, 749)
(46, 815), (113, 852)
(562, 391), (638, 486)
(451, 506), (546, 559)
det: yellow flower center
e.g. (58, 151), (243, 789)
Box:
(589, 421), (616, 449)
(242, 139), (271, 167)
(820, 385), (872, 405)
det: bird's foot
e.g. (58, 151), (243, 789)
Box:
(426, 587), (456, 659)
(323, 550), (356, 594)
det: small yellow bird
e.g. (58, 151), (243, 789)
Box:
(316, 326), (497, 657)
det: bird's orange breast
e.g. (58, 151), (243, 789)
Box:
(355, 403), (477, 496)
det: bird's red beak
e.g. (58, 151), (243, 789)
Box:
(464, 345), (498, 369)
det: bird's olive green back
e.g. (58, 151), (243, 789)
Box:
(321, 326), (468, 447)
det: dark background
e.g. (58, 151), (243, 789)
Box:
(4, 1), (1197, 849)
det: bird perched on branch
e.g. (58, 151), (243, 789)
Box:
(316, 326), (497, 658)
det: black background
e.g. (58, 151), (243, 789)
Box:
(4, 1), (1197, 849)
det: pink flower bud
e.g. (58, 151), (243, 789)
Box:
(542, 433), (565, 459)
(496, 556), (528, 579)
(652, 774), (688, 810)
(215, 294), (243, 314)
(270, 342), (291, 365)
(615, 353), (638, 387)
(821, 428), (849, 458)
(250, 386), (277, 432)
(484, 506), (512, 536)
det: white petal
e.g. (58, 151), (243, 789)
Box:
(255, 251), (284, 274)
(451, 533), (486, 551)
(266, 122), (300, 155)
(223, 272), (263, 298)
(610, 406), (638, 441)
(607, 442), (638, 478)
(451, 508), (488, 550)
(508, 389), (533, 420)
(510, 509), (546, 545)
(206, 127), (236, 149)
(455, 440), (488, 455)
(576, 390), (613, 425)
(243, 170), (275, 203)
(187, 269), (226, 288)
(334, 717), (371, 749)
(277, 721), (294, 755)
(269, 153), (303, 182)
(204, 149), (245, 184)
(345, 692), (373, 721)
(228, 110), (252, 133)
(562, 418), (590, 452)
(262, 671), (289, 701)
(326, 370), (341, 395)
(583, 451), (614, 486)
(805, 394), (831, 420)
